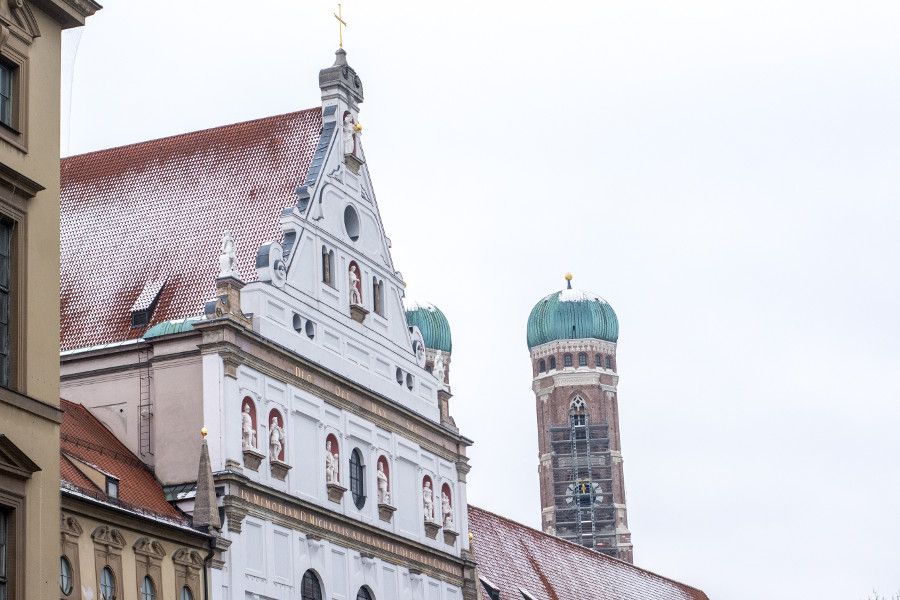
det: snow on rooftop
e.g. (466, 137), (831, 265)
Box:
(557, 287), (609, 303)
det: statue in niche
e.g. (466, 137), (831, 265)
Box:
(377, 461), (390, 504)
(343, 111), (360, 157)
(325, 440), (339, 484)
(219, 230), (237, 277)
(423, 480), (434, 522)
(433, 350), (446, 385)
(349, 264), (362, 306)
(442, 490), (453, 528)
(268, 414), (285, 462)
(241, 402), (256, 449)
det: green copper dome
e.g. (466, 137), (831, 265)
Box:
(527, 279), (619, 348)
(405, 301), (452, 353)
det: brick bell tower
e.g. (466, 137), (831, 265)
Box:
(526, 273), (633, 562)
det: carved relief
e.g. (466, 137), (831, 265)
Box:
(133, 537), (166, 559)
(91, 525), (125, 550)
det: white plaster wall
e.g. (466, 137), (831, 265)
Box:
(225, 364), (466, 556)
(223, 516), (463, 600)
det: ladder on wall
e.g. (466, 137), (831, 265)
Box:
(138, 348), (153, 458)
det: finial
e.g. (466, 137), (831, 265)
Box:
(564, 272), (573, 289)
(200, 426), (208, 438)
(334, 3), (347, 49)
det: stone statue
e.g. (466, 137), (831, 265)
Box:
(349, 264), (362, 306)
(442, 491), (453, 528)
(433, 350), (446, 385)
(377, 461), (390, 504)
(219, 230), (237, 277)
(269, 415), (285, 462)
(325, 440), (339, 484)
(423, 480), (434, 522)
(241, 402), (256, 449)
(343, 111), (358, 157)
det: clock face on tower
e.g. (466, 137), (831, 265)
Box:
(565, 481), (603, 506)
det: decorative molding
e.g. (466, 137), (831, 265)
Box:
(172, 548), (205, 570)
(327, 482), (347, 503)
(223, 504), (248, 533)
(423, 520), (441, 539)
(0, 434), (40, 480)
(377, 503), (396, 523)
(443, 528), (459, 546)
(270, 459), (291, 481)
(133, 537), (166, 559)
(91, 525), (125, 550)
(60, 513), (83, 538)
(242, 447), (264, 472)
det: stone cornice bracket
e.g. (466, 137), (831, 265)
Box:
(222, 355), (240, 379)
(30, 0), (102, 29)
(91, 525), (125, 551)
(60, 513), (83, 539)
(455, 459), (471, 483)
(222, 500), (249, 534)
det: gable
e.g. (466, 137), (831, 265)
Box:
(60, 109), (322, 351)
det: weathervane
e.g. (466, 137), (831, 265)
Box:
(334, 3), (347, 48)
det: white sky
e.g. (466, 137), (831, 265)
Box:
(62, 1), (900, 598)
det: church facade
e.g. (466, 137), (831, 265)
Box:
(526, 274), (633, 562)
(60, 49), (475, 600)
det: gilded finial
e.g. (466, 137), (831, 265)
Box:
(564, 272), (573, 289)
(200, 426), (208, 438)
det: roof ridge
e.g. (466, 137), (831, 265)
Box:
(62, 106), (322, 160)
(468, 504), (708, 597)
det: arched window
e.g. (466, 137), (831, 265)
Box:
(322, 246), (335, 287)
(59, 556), (74, 596)
(357, 587), (374, 600)
(578, 352), (587, 367)
(181, 586), (194, 600)
(301, 570), (323, 600)
(538, 359), (546, 372)
(141, 576), (156, 600)
(606, 355), (613, 369)
(595, 353), (602, 368)
(372, 277), (385, 316)
(563, 353), (573, 367)
(100, 567), (116, 600)
(349, 448), (366, 509)
(548, 356), (556, 370)
(570, 396), (586, 428)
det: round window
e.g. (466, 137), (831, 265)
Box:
(59, 556), (74, 596)
(344, 205), (360, 241)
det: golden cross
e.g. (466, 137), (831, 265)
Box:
(334, 3), (347, 49)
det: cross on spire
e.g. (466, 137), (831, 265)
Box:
(334, 3), (347, 49)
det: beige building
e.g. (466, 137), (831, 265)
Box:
(0, 2), (99, 600)
(59, 399), (215, 600)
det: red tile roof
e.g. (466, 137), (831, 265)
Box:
(60, 398), (186, 522)
(60, 109), (323, 351)
(468, 506), (708, 600)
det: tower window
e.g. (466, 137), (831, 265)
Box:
(538, 359), (546, 372)
(605, 355), (613, 369)
(570, 396), (586, 428)
(548, 356), (556, 370)
(322, 246), (335, 287)
(595, 354), (602, 367)
(578, 352), (587, 367)
(563, 354), (573, 367)
(349, 448), (366, 509)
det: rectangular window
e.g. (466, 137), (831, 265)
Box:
(105, 477), (119, 499)
(563, 354), (573, 367)
(0, 219), (11, 388)
(605, 355), (613, 369)
(0, 508), (8, 600)
(578, 353), (587, 367)
(0, 63), (12, 129)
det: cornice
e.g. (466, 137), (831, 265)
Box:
(529, 338), (617, 358)
(30, 0), (102, 29)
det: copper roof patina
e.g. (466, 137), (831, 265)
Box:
(60, 109), (323, 351)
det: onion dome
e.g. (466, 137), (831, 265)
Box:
(526, 274), (619, 349)
(405, 301), (452, 353)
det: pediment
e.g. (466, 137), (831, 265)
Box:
(91, 524), (126, 549)
(133, 537), (167, 558)
(0, 434), (40, 479)
(0, 0), (40, 44)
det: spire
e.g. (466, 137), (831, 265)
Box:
(193, 427), (220, 532)
(319, 48), (364, 107)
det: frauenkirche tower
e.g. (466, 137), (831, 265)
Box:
(526, 274), (633, 562)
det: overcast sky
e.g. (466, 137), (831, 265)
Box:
(62, 1), (900, 598)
